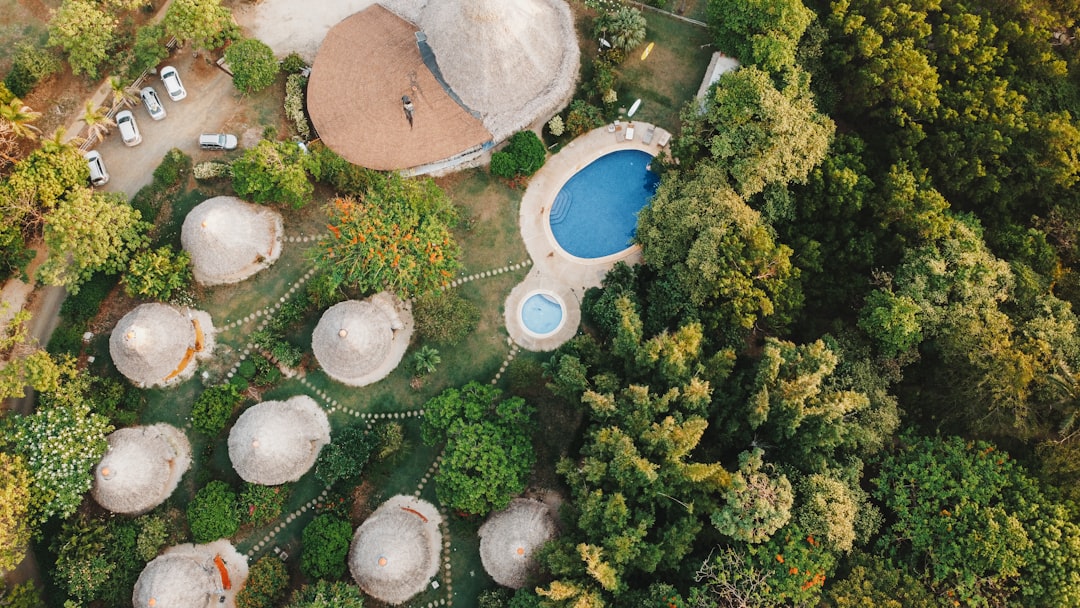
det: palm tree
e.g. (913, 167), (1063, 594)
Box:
(81, 100), (114, 144)
(108, 76), (139, 111)
(412, 346), (441, 376)
(596, 7), (647, 52)
(0, 97), (42, 141)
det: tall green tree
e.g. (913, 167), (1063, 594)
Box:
(285, 580), (365, 608)
(231, 139), (314, 208)
(0, 453), (31, 571)
(711, 448), (793, 543)
(707, 0), (814, 72)
(123, 246), (192, 301)
(421, 382), (535, 516)
(225, 38), (280, 94)
(163, 0), (233, 52)
(48, 0), (117, 78)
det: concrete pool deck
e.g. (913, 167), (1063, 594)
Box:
(506, 122), (670, 351)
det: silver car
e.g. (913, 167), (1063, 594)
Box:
(84, 150), (109, 186)
(160, 66), (186, 101)
(140, 86), (167, 120)
(116, 110), (141, 146)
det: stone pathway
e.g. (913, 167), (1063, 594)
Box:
(444, 259), (532, 290)
(491, 339), (521, 385)
(243, 485), (332, 560)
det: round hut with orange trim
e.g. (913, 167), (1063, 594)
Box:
(311, 293), (413, 388)
(478, 498), (558, 588)
(349, 495), (442, 605)
(132, 540), (248, 608)
(109, 303), (215, 389)
(92, 424), (191, 515)
(227, 395), (331, 486)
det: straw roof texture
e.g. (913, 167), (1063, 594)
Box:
(132, 540), (248, 608)
(390, 0), (579, 142)
(349, 495), (442, 605)
(478, 498), (557, 588)
(307, 4), (491, 171)
(312, 293), (414, 387)
(110, 304), (216, 389)
(92, 424), (191, 515)
(181, 196), (284, 286)
(227, 395), (330, 485)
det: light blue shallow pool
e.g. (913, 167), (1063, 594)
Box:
(521, 293), (563, 335)
(549, 149), (660, 259)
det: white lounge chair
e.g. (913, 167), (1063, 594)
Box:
(643, 125), (655, 145)
(625, 124), (635, 141)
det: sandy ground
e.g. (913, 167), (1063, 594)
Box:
(233, 0), (382, 61)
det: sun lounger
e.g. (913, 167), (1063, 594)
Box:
(625, 124), (635, 141)
(643, 125), (655, 145)
(656, 129), (671, 147)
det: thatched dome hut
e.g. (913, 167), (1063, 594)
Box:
(349, 495), (442, 605)
(92, 424), (191, 515)
(132, 540), (248, 608)
(311, 293), (413, 387)
(478, 499), (557, 588)
(109, 303), (215, 389)
(181, 196), (284, 286)
(227, 395), (330, 485)
(406, 0), (579, 142)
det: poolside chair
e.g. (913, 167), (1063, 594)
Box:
(643, 125), (655, 145)
(625, 123), (635, 141)
(656, 129), (671, 148)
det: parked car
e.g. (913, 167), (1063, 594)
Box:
(199, 133), (238, 151)
(116, 110), (142, 146)
(160, 66), (186, 101)
(84, 150), (109, 186)
(140, 86), (167, 120)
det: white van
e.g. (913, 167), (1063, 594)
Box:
(85, 150), (109, 186)
(199, 133), (238, 151)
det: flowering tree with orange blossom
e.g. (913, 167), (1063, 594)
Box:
(316, 173), (460, 299)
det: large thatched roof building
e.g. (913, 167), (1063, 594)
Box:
(349, 495), (442, 605)
(308, 0), (578, 174)
(109, 303), (215, 389)
(227, 395), (330, 485)
(181, 196), (284, 286)
(311, 293), (413, 387)
(132, 540), (248, 608)
(92, 424), (191, 515)
(478, 498), (557, 588)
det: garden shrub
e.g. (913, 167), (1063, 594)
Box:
(236, 556), (289, 608)
(548, 115), (565, 137)
(286, 580), (365, 607)
(281, 52), (307, 74)
(4, 43), (61, 98)
(309, 142), (382, 196)
(193, 160), (232, 180)
(252, 353), (283, 386)
(135, 514), (168, 562)
(152, 148), (192, 188)
(191, 383), (242, 436)
(479, 588), (513, 608)
(240, 482), (290, 527)
(270, 340), (303, 368)
(300, 514), (352, 579)
(565, 99), (605, 135)
(238, 358), (257, 380)
(0, 581), (41, 608)
(127, 23), (168, 80)
(285, 74), (311, 140)
(490, 130), (547, 178)
(123, 246), (192, 302)
(187, 480), (240, 543)
(413, 290), (480, 345)
(374, 421), (405, 461)
(315, 425), (373, 487)
(225, 38), (280, 94)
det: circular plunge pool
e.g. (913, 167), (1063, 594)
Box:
(549, 149), (659, 259)
(520, 292), (564, 337)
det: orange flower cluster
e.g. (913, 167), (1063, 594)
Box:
(776, 554), (785, 563)
(800, 571), (826, 591)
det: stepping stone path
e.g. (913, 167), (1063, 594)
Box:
(444, 259), (532, 290)
(491, 342), (521, 386)
(243, 485), (332, 560)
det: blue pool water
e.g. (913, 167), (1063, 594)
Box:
(521, 293), (563, 335)
(549, 149), (660, 259)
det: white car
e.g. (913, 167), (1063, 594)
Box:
(199, 133), (238, 151)
(160, 66), (186, 101)
(140, 86), (167, 121)
(116, 110), (141, 146)
(84, 150), (109, 186)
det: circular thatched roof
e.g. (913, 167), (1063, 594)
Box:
(132, 540), (248, 608)
(227, 395), (330, 485)
(478, 499), (557, 588)
(398, 0), (580, 142)
(181, 196), (284, 286)
(109, 304), (216, 389)
(92, 424), (191, 515)
(307, 4), (492, 172)
(312, 293), (414, 387)
(349, 495), (442, 605)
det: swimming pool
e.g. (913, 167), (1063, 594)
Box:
(549, 149), (659, 259)
(520, 292), (564, 336)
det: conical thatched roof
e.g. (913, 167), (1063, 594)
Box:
(132, 540), (248, 608)
(227, 395), (330, 485)
(312, 293), (414, 387)
(110, 303), (216, 389)
(349, 495), (442, 605)
(478, 498), (557, 588)
(181, 196), (284, 286)
(92, 424), (191, 515)
(402, 0), (580, 142)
